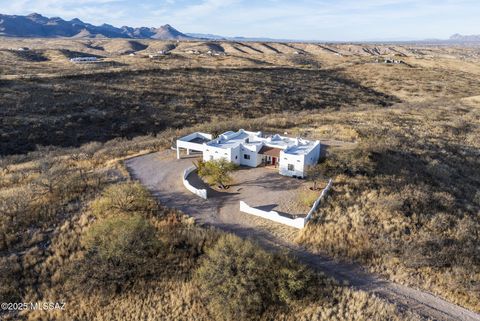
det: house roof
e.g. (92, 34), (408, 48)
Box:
(259, 146), (281, 158)
(189, 136), (210, 144)
(202, 129), (320, 156)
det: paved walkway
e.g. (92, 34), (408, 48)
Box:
(125, 150), (480, 321)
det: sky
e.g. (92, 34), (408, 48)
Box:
(1, 0), (479, 41)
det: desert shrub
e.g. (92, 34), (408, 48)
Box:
(273, 253), (315, 304)
(72, 214), (162, 294)
(0, 263), (21, 303)
(0, 186), (57, 249)
(195, 235), (314, 320)
(90, 182), (158, 218)
(196, 159), (238, 189)
(320, 146), (374, 177)
(196, 235), (275, 320)
(33, 159), (70, 196)
(0, 187), (33, 231)
(159, 224), (222, 261)
(305, 164), (325, 190)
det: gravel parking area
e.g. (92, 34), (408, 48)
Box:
(125, 149), (308, 241)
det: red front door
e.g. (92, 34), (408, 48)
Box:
(271, 157), (276, 166)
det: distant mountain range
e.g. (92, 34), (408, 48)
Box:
(185, 33), (287, 42)
(0, 13), (194, 39)
(0, 13), (479, 43)
(449, 33), (480, 42)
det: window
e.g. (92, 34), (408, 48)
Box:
(235, 156), (238, 159)
(209, 156), (213, 161)
(288, 164), (294, 171)
(244, 154), (250, 160)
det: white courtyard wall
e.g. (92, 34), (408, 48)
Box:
(240, 201), (305, 229)
(182, 166), (207, 199)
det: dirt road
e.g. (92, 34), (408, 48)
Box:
(125, 150), (480, 321)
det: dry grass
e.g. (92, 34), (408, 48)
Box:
(340, 62), (480, 102)
(296, 101), (480, 312)
(0, 66), (395, 155)
(297, 188), (320, 208)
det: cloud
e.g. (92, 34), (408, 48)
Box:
(0, 0), (479, 40)
(0, 0), (127, 24)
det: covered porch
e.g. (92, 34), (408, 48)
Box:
(176, 132), (213, 159)
(259, 146), (282, 169)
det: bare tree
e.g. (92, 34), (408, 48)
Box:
(305, 164), (324, 190)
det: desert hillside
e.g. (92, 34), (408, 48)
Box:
(1, 37), (480, 155)
(0, 36), (479, 321)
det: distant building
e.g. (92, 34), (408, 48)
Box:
(70, 57), (99, 63)
(177, 129), (321, 178)
(149, 52), (170, 59)
(206, 50), (226, 56)
(381, 58), (403, 64)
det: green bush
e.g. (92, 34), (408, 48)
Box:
(90, 182), (158, 218)
(74, 214), (162, 293)
(273, 254), (315, 304)
(196, 235), (275, 320)
(196, 159), (238, 189)
(195, 235), (314, 320)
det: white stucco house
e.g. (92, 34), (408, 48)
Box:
(176, 129), (321, 178)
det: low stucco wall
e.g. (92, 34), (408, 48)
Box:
(240, 201), (306, 229)
(182, 166), (207, 200)
(239, 179), (333, 229)
(304, 179), (333, 224)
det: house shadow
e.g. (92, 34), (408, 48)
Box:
(253, 204), (305, 219)
(255, 204), (278, 212)
(320, 144), (329, 160)
(188, 170), (239, 199)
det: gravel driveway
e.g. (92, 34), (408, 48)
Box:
(125, 150), (480, 321)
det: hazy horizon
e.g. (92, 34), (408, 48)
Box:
(1, 0), (479, 41)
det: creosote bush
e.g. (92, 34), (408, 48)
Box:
(195, 235), (315, 320)
(73, 214), (162, 294)
(90, 181), (158, 218)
